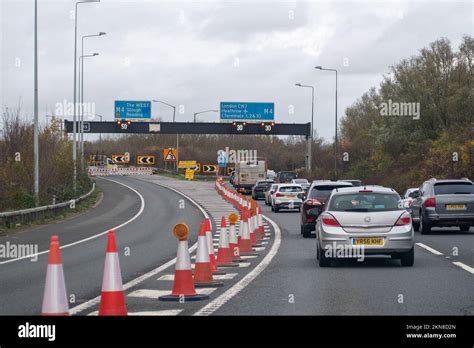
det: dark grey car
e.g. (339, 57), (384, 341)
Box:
(410, 178), (474, 234)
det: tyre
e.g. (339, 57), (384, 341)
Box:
(300, 225), (304, 235)
(271, 204), (274, 212)
(412, 221), (420, 232)
(302, 224), (312, 238)
(420, 214), (431, 235)
(318, 242), (331, 267)
(274, 205), (280, 213)
(400, 247), (414, 267)
(460, 225), (470, 232)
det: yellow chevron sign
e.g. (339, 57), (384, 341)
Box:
(112, 154), (129, 164)
(137, 155), (155, 165)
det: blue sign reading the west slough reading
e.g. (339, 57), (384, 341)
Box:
(115, 100), (151, 120)
(220, 102), (274, 121)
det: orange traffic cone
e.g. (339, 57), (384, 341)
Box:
(257, 205), (265, 239)
(238, 208), (253, 254)
(228, 213), (244, 262)
(42, 235), (69, 316)
(205, 218), (226, 275)
(99, 230), (127, 315)
(160, 223), (209, 301)
(194, 220), (224, 287)
(216, 216), (238, 267)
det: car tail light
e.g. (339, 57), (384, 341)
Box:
(275, 193), (284, 197)
(395, 214), (411, 226)
(424, 197), (436, 208)
(321, 215), (340, 227)
(305, 199), (322, 206)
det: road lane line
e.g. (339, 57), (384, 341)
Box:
(415, 242), (444, 256)
(70, 179), (210, 315)
(193, 214), (281, 316)
(128, 288), (217, 298)
(0, 178), (145, 265)
(452, 262), (474, 274)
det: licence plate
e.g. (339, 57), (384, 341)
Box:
(446, 204), (466, 210)
(288, 195), (296, 198)
(353, 238), (384, 246)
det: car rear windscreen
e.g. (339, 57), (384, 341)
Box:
(329, 193), (402, 212)
(309, 185), (350, 200)
(434, 182), (474, 195)
(279, 186), (303, 192)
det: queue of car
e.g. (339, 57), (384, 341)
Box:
(246, 172), (473, 268)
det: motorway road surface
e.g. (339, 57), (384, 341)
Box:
(0, 175), (472, 315)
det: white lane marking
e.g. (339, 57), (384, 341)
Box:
(88, 309), (183, 316)
(0, 178), (146, 265)
(452, 262), (474, 274)
(416, 243), (444, 256)
(70, 180), (210, 315)
(158, 273), (238, 281)
(128, 288), (217, 298)
(191, 262), (250, 269)
(193, 214), (281, 316)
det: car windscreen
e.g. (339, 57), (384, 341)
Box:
(328, 192), (402, 212)
(308, 185), (350, 200)
(294, 179), (308, 183)
(280, 172), (297, 181)
(278, 186), (303, 193)
(434, 183), (474, 195)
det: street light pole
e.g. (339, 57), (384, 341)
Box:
(152, 100), (178, 172)
(34, 0), (39, 206)
(79, 52), (99, 171)
(193, 109), (218, 123)
(315, 66), (338, 180)
(80, 32), (105, 172)
(73, 0), (100, 193)
(295, 83), (315, 172)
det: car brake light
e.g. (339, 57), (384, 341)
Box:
(305, 199), (322, 206)
(321, 215), (340, 227)
(275, 193), (284, 197)
(424, 197), (436, 208)
(395, 214), (411, 226)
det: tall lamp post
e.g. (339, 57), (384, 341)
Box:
(314, 66), (338, 180)
(79, 32), (105, 171)
(34, 0), (39, 205)
(193, 109), (218, 123)
(73, 0), (100, 193)
(152, 100), (178, 172)
(79, 52), (99, 171)
(295, 83), (314, 172)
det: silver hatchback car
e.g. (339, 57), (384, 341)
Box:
(315, 186), (414, 267)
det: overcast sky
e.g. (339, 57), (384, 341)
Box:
(1, 0), (472, 141)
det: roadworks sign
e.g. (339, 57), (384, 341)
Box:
(178, 160), (197, 169)
(163, 148), (177, 161)
(185, 169), (195, 180)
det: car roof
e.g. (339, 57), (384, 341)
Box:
(427, 179), (473, 184)
(277, 183), (302, 187)
(312, 181), (353, 187)
(332, 185), (397, 194)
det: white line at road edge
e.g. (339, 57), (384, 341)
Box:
(193, 214), (281, 316)
(0, 178), (145, 265)
(452, 262), (474, 274)
(415, 242), (444, 256)
(70, 179), (208, 315)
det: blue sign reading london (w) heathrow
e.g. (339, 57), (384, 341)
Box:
(220, 102), (274, 121)
(115, 100), (151, 120)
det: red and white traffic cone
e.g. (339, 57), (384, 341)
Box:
(216, 216), (238, 267)
(42, 235), (69, 316)
(99, 230), (127, 315)
(160, 223), (209, 301)
(257, 205), (265, 239)
(205, 218), (226, 275)
(238, 208), (253, 254)
(228, 213), (244, 262)
(248, 206), (258, 245)
(194, 220), (224, 287)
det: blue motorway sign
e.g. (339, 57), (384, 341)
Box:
(115, 100), (151, 120)
(220, 102), (274, 121)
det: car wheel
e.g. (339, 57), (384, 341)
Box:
(297, 206), (301, 212)
(271, 204), (274, 212)
(400, 247), (414, 267)
(274, 205), (279, 213)
(318, 242), (330, 267)
(302, 225), (312, 238)
(420, 214), (431, 235)
(460, 225), (470, 232)
(412, 220), (420, 232)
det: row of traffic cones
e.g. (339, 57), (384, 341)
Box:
(42, 231), (127, 315)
